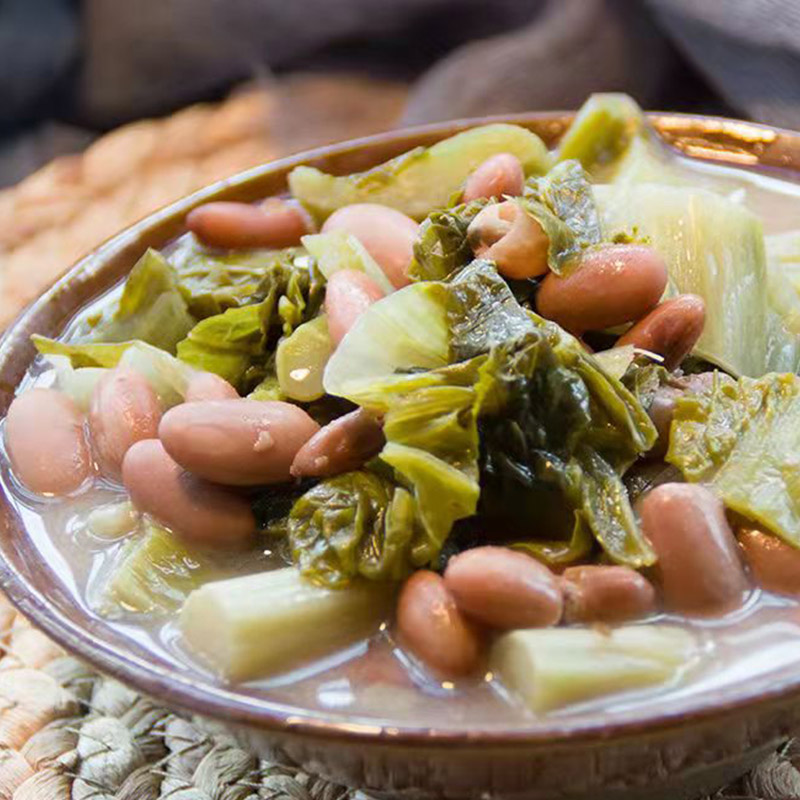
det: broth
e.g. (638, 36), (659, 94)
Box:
(4, 143), (800, 729)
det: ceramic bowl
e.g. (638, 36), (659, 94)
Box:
(0, 113), (799, 800)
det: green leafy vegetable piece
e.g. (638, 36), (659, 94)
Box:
(289, 124), (552, 222)
(381, 441), (479, 565)
(175, 254), (325, 391)
(32, 335), (131, 368)
(594, 345), (637, 381)
(302, 231), (394, 295)
(168, 237), (314, 318)
(409, 198), (490, 282)
(520, 160), (603, 273)
(288, 471), (419, 588)
(668, 372), (800, 549)
(103, 521), (218, 615)
(476, 322), (657, 567)
(596, 182), (800, 376)
(509, 519), (594, 568)
(323, 281), (451, 407)
(84, 249), (196, 352)
(34, 337), (199, 408)
(177, 301), (270, 387)
(447, 259), (536, 361)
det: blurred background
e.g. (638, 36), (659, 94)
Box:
(1, 0), (799, 317)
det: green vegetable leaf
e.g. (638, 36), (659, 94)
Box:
(83, 249), (196, 352)
(447, 259), (535, 361)
(33, 336), (205, 408)
(177, 301), (269, 387)
(287, 471), (420, 588)
(32, 335), (131, 368)
(323, 281), (451, 407)
(520, 160), (603, 273)
(409, 198), (490, 282)
(168, 237), (317, 318)
(668, 372), (800, 549)
(102, 520), (220, 615)
(477, 326), (657, 567)
(175, 254), (325, 391)
(289, 123), (552, 222)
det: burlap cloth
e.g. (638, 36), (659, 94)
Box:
(0, 78), (797, 799)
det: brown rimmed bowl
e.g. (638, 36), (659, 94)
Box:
(0, 112), (799, 800)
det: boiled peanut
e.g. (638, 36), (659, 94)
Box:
(186, 199), (313, 249)
(122, 439), (254, 545)
(184, 371), (239, 402)
(617, 294), (706, 370)
(396, 570), (483, 677)
(462, 153), (525, 202)
(561, 565), (657, 623)
(536, 245), (668, 334)
(5, 389), (91, 495)
(321, 203), (418, 288)
(290, 408), (384, 478)
(638, 483), (748, 616)
(467, 200), (549, 279)
(738, 528), (800, 597)
(324, 270), (385, 345)
(444, 546), (563, 629)
(89, 367), (162, 478)
(159, 399), (319, 485)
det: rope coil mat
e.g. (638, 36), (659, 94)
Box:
(0, 584), (794, 799)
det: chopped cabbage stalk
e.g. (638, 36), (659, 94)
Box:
(289, 124), (552, 222)
(179, 567), (394, 680)
(491, 625), (701, 713)
(302, 231), (394, 295)
(596, 183), (800, 376)
(275, 315), (334, 402)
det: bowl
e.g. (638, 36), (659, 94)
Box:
(0, 112), (799, 800)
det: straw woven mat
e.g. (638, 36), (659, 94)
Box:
(0, 76), (797, 799)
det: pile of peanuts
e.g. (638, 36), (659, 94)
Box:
(5, 148), (800, 682)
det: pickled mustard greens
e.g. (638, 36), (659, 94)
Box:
(288, 123), (553, 222)
(520, 160), (603, 273)
(84, 249), (196, 352)
(292, 262), (656, 587)
(103, 520), (218, 615)
(15, 90), (800, 715)
(410, 197), (489, 282)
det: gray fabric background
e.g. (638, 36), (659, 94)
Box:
(1, 0), (799, 185)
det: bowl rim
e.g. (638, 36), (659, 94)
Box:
(2, 109), (800, 749)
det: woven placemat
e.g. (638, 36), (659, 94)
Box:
(0, 80), (798, 799)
